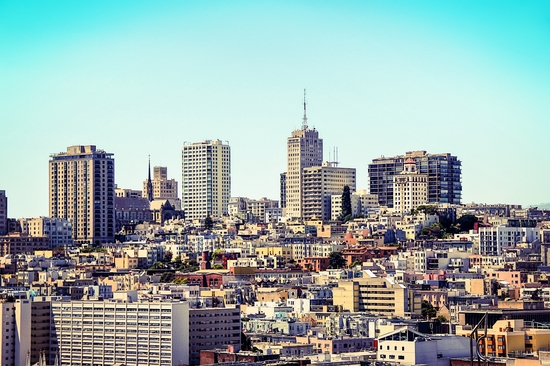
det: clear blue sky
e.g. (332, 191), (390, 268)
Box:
(1, 1), (549, 218)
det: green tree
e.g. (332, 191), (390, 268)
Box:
(436, 315), (448, 323)
(328, 251), (347, 269)
(204, 214), (214, 230)
(163, 251), (173, 263)
(339, 186), (352, 222)
(212, 264), (224, 270)
(457, 214), (478, 233)
(421, 300), (437, 319)
(160, 272), (175, 283)
(350, 259), (363, 268)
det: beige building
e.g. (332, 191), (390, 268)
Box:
(331, 189), (379, 220)
(143, 166), (180, 207)
(0, 299), (31, 366)
(285, 97), (323, 219)
(393, 158), (428, 214)
(49, 145), (115, 245)
(19, 216), (73, 248)
(302, 162), (356, 221)
(333, 274), (408, 317)
(182, 140), (230, 220)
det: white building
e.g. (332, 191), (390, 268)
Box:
(479, 225), (541, 255)
(182, 139), (230, 220)
(331, 190), (379, 220)
(393, 158), (428, 214)
(0, 300), (31, 366)
(51, 300), (189, 366)
(285, 94), (323, 219)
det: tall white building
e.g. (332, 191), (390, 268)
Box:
(393, 158), (428, 214)
(302, 162), (356, 221)
(479, 226), (541, 255)
(182, 140), (231, 220)
(49, 145), (115, 245)
(51, 300), (189, 366)
(286, 92), (323, 219)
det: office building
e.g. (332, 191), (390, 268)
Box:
(182, 139), (231, 220)
(393, 158), (428, 214)
(0, 190), (6, 235)
(51, 300), (189, 366)
(286, 93), (323, 219)
(49, 145), (115, 245)
(368, 150), (461, 208)
(302, 162), (356, 221)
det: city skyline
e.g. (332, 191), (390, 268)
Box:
(2, 1), (550, 218)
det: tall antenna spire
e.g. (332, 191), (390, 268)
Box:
(302, 88), (308, 130)
(147, 155), (153, 202)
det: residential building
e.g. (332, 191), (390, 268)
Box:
(393, 158), (428, 214)
(0, 299), (31, 366)
(182, 139), (231, 220)
(188, 306), (241, 366)
(285, 93), (323, 219)
(0, 190), (7, 235)
(302, 162), (356, 221)
(114, 185), (142, 198)
(280, 172), (287, 210)
(479, 226), (541, 255)
(368, 150), (461, 208)
(331, 190), (379, 220)
(0, 233), (50, 255)
(49, 145), (115, 245)
(19, 217), (73, 248)
(51, 300), (190, 366)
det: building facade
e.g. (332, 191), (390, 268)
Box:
(285, 97), (323, 219)
(49, 145), (115, 245)
(393, 158), (428, 214)
(368, 150), (461, 208)
(302, 162), (356, 221)
(19, 217), (74, 248)
(143, 166), (180, 208)
(0, 190), (7, 235)
(51, 300), (189, 366)
(182, 140), (231, 220)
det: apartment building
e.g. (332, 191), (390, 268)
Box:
(182, 140), (231, 220)
(393, 158), (428, 214)
(479, 226), (541, 255)
(0, 190), (7, 235)
(188, 306), (241, 366)
(331, 190), (379, 220)
(0, 299), (31, 366)
(285, 97), (323, 219)
(0, 233), (50, 255)
(49, 145), (115, 245)
(368, 150), (461, 208)
(302, 162), (356, 221)
(19, 217), (73, 248)
(50, 300), (189, 366)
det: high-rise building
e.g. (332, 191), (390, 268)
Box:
(393, 158), (428, 214)
(0, 190), (7, 235)
(302, 162), (356, 221)
(368, 150), (461, 208)
(182, 139), (231, 220)
(280, 172), (287, 210)
(286, 91), (323, 219)
(51, 300), (189, 366)
(49, 145), (115, 245)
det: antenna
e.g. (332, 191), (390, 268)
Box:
(302, 89), (308, 130)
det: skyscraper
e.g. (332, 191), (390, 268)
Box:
(368, 150), (462, 208)
(0, 190), (7, 235)
(182, 139), (231, 220)
(286, 91), (323, 219)
(49, 145), (115, 245)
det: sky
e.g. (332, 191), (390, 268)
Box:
(1, 1), (550, 218)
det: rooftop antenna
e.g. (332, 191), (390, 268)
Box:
(302, 88), (308, 130)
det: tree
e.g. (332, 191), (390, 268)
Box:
(204, 214), (214, 230)
(457, 214), (478, 233)
(421, 300), (437, 319)
(339, 186), (352, 222)
(350, 259), (363, 268)
(159, 272), (174, 283)
(328, 251), (346, 269)
(437, 315), (448, 323)
(163, 251), (173, 263)
(212, 264), (224, 270)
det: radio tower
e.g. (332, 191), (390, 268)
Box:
(302, 89), (308, 130)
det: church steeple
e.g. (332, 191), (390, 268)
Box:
(147, 155), (153, 202)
